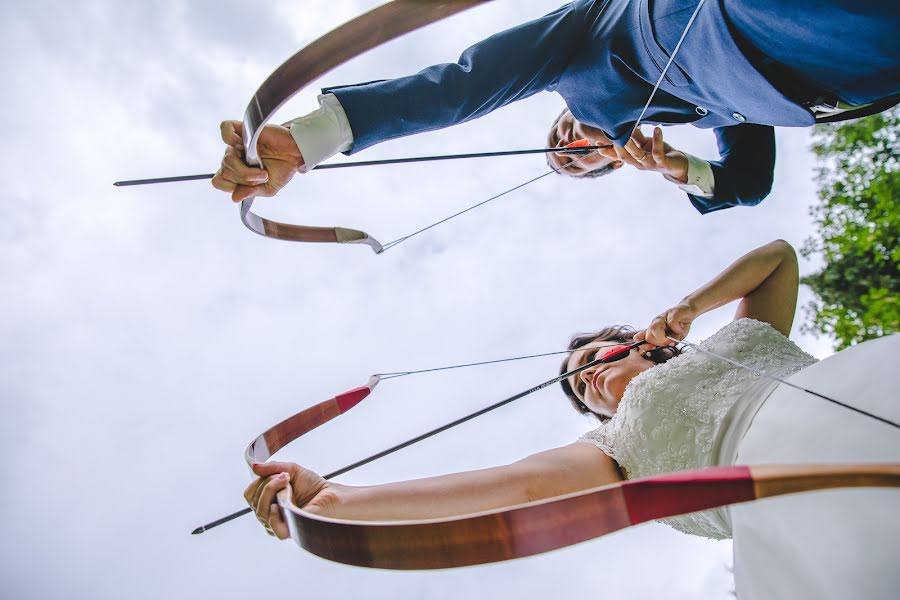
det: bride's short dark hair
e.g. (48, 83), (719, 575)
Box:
(560, 325), (681, 419)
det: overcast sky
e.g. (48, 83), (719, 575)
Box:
(2, 1), (838, 598)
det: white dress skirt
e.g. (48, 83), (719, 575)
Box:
(731, 333), (900, 599)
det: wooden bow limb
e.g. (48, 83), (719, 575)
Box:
(232, 373), (900, 570)
(271, 464), (900, 570)
(245, 375), (381, 465)
(238, 0), (492, 252)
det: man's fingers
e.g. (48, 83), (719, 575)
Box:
(221, 147), (269, 185)
(652, 127), (667, 163)
(211, 168), (237, 193)
(231, 183), (269, 203)
(629, 127), (648, 147)
(232, 185), (252, 203)
(223, 154), (268, 184)
(623, 139), (655, 168)
(228, 179), (280, 203)
(612, 144), (642, 168)
(220, 120), (244, 147)
(215, 144), (270, 201)
(624, 138), (644, 157)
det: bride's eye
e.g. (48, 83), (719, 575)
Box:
(600, 344), (631, 361)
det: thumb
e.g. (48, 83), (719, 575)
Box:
(630, 127), (648, 147)
(252, 461), (297, 477)
(232, 183), (264, 203)
(220, 120), (245, 146)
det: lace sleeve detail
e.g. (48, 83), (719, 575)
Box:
(578, 421), (618, 460)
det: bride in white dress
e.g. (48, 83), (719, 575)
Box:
(245, 240), (899, 597)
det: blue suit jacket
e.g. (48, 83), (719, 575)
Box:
(325, 0), (900, 214)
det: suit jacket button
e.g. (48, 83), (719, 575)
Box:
(695, 106), (708, 116)
(732, 112), (746, 122)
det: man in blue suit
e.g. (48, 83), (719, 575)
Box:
(213, 0), (899, 214)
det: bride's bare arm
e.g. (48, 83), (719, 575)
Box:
(246, 442), (620, 539)
(638, 239), (799, 345)
(728, 240), (799, 333)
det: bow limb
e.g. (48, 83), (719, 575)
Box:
(245, 375), (381, 466)
(273, 463), (900, 569)
(245, 382), (900, 569)
(239, 0), (493, 252)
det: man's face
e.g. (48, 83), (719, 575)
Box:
(547, 110), (623, 176)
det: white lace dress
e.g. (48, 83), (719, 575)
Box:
(579, 318), (900, 599)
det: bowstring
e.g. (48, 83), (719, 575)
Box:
(377, 348), (579, 379)
(379, 150), (601, 252)
(379, 0), (708, 253)
(631, 0), (706, 132)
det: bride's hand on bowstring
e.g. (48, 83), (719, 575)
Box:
(212, 120), (305, 203)
(244, 461), (341, 539)
(598, 126), (689, 183)
(634, 301), (697, 348)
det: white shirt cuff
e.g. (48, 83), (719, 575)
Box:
(665, 152), (715, 198)
(287, 93), (354, 172)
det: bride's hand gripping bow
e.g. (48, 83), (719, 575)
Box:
(634, 301), (697, 348)
(244, 461), (341, 539)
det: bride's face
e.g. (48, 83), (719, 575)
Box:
(565, 341), (655, 417)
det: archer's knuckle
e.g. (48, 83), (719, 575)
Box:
(212, 179), (236, 193)
(263, 475), (283, 493)
(223, 153), (245, 173)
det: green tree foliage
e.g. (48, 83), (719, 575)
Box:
(801, 107), (899, 350)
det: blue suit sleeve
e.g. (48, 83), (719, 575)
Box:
(688, 124), (776, 214)
(323, 0), (598, 154)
